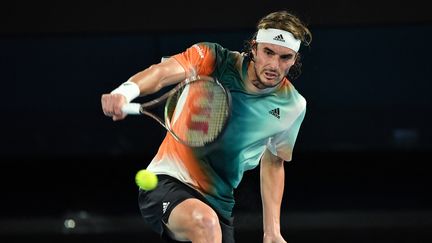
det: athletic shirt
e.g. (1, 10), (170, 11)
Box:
(147, 42), (306, 220)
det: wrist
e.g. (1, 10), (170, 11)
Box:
(110, 81), (140, 103)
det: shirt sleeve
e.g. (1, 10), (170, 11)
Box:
(172, 42), (217, 77)
(266, 108), (306, 162)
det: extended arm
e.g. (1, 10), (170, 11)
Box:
(101, 57), (186, 121)
(260, 148), (287, 243)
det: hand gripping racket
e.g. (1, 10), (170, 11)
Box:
(121, 75), (231, 147)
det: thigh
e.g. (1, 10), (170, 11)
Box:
(138, 175), (212, 236)
(138, 175), (235, 242)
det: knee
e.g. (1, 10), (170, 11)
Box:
(191, 209), (220, 234)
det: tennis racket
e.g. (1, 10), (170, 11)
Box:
(121, 75), (231, 147)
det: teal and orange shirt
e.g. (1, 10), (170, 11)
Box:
(147, 42), (306, 220)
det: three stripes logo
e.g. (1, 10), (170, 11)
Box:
(269, 108), (280, 119)
(162, 202), (170, 214)
(273, 34), (285, 42)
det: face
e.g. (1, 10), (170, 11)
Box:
(250, 42), (297, 89)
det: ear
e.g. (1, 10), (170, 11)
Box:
(293, 52), (301, 65)
(251, 41), (257, 55)
(250, 41), (258, 61)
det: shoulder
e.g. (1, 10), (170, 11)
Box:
(282, 80), (307, 109)
(195, 42), (225, 50)
(193, 42), (241, 58)
(192, 42), (224, 54)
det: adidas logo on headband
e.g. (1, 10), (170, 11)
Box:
(256, 28), (301, 52)
(273, 34), (285, 42)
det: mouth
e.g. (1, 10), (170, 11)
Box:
(263, 71), (279, 81)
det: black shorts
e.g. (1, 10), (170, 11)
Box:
(138, 175), (235, 243)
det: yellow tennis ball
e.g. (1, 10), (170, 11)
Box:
(135, 169), (158, 190)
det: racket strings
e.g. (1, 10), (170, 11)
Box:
(167, 79), (229, 147)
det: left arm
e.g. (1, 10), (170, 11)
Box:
(260, 148), (287, 243)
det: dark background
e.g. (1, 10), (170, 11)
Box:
(1, 1), (432, 242)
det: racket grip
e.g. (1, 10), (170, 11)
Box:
(121, 103), (141, 115)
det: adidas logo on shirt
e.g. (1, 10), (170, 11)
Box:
(269, 108), (280, 119)
(162, 202), (170, 214)
(273, 34), (285, 42)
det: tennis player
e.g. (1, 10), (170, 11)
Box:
(101, 10), (312, 243)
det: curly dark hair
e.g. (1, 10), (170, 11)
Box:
(243, 10), (312, 80)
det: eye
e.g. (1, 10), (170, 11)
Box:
(281, 54), (294, 61)
(264, 49), (273, 56)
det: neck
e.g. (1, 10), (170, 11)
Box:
(244, 60), (281, 94)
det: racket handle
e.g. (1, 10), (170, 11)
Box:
(121, 103), (141, 115)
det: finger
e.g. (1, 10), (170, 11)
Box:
(101, 94), (115, 116)
(112, 114), (126, 121)
(112, 95), (127, 116)
(101, 94), (108, 114)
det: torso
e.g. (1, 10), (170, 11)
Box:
(147, 42), (306, 219)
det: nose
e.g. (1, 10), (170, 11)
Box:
(268, 56), (279, 70)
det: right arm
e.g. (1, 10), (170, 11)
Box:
(101, 57), (187, 121)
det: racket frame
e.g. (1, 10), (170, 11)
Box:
(138, 75), (231, 147)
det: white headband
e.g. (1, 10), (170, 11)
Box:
(256, 28), (301, 52)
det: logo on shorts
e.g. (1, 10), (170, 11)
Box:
(162, 202), (170, 214)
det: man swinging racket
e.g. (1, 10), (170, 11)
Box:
(101, 10), (312, 243)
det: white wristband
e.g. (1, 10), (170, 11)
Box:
(110, 81), (140, 103)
